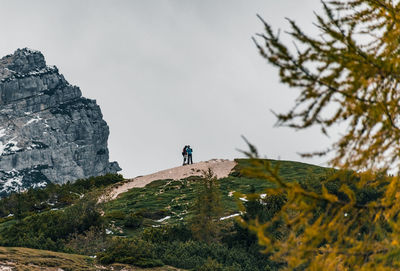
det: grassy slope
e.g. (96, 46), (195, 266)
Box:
(0, 246), (183, 270)
(0, 159), (330, 269)
(104, 159), (332, 235)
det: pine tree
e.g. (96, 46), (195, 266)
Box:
(190, 168), (223, 244)
(245, 1), (400, 269)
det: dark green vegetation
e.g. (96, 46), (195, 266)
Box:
(0, 159), (335, 270)
(0, 246), (182, 270)
(0, 173), (124, 219)
(190, 169), (223, 244)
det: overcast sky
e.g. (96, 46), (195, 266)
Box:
(0, 0), (336, 178)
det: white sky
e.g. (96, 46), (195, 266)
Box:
(0, 0), (337, 178)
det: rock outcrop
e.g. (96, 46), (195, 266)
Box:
(0, 48), (120, 195)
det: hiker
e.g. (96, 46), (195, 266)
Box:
(182, 145), (188, 165)
(187, 145), (193, 164)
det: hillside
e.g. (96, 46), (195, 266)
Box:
(103, 158), (332, 231)
(105, 159), (236, 200)
(0, 246), (182, 271)
(0, 158), (333, 270)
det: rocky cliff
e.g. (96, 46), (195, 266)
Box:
(0, 48), (121, 195)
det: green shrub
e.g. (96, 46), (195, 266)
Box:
(105, 210), (126, 220)
(97, 237), (162, 267)
(139, 209), (169, 220)
(0, 174), (123, 219)
(196, 258), (224, 271)
(65, 226), (109, 255)
(141, 224), (192, 243)
(154, 240), (275, 270)
(0, 196), (103, 251)
(73, 174), (124, 191)
(124, 213), (144, 229)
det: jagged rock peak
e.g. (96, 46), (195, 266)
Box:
(0, 48), (49, 79)
(0, 48), (121, 196)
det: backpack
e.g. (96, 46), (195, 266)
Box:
(182, 147), (187, 155)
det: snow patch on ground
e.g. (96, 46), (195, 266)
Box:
(2, 175), (23, 191)
(24, 115), (42, 126)
(156, 216), (171, 223)
(31, 181), (47, 188)
(7, 140), (20, 152)
(0, 138), (21, 155)
(0, 265), (13, 271)
(70, 191), (84, 199)
(220, 213), (241, 221)
(0, 169), (29, 194)
(0, 142), (5, 155)
(0, 128), (6, 138)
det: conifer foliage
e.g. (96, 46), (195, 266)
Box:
(248, 0), (400, 269)
(254, 0), (400, 172)
(190, 168), (223, 244)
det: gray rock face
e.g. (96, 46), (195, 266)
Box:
(0, 48), (121, 195)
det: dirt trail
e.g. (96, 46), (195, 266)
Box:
(105, 159), (236, 201)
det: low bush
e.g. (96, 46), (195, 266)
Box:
(196, 258), (224, 271)
(123, 212), (144, 229)
(97, 237), (162, 268)
(154, 240), (275, 270)
(65, 226), (109, 255)
(142, 223), (192, 243)
(0, 174), (123, 219)
(0, 196), (103, 251)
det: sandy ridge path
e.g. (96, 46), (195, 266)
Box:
(106, 159), (237, 201)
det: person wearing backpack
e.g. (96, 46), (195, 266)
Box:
(182, 145), (188, 165)
(187, 145), (193, 164)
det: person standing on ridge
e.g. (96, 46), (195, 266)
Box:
(187, 145), (193, 164)
(182, 145), (188, 165)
